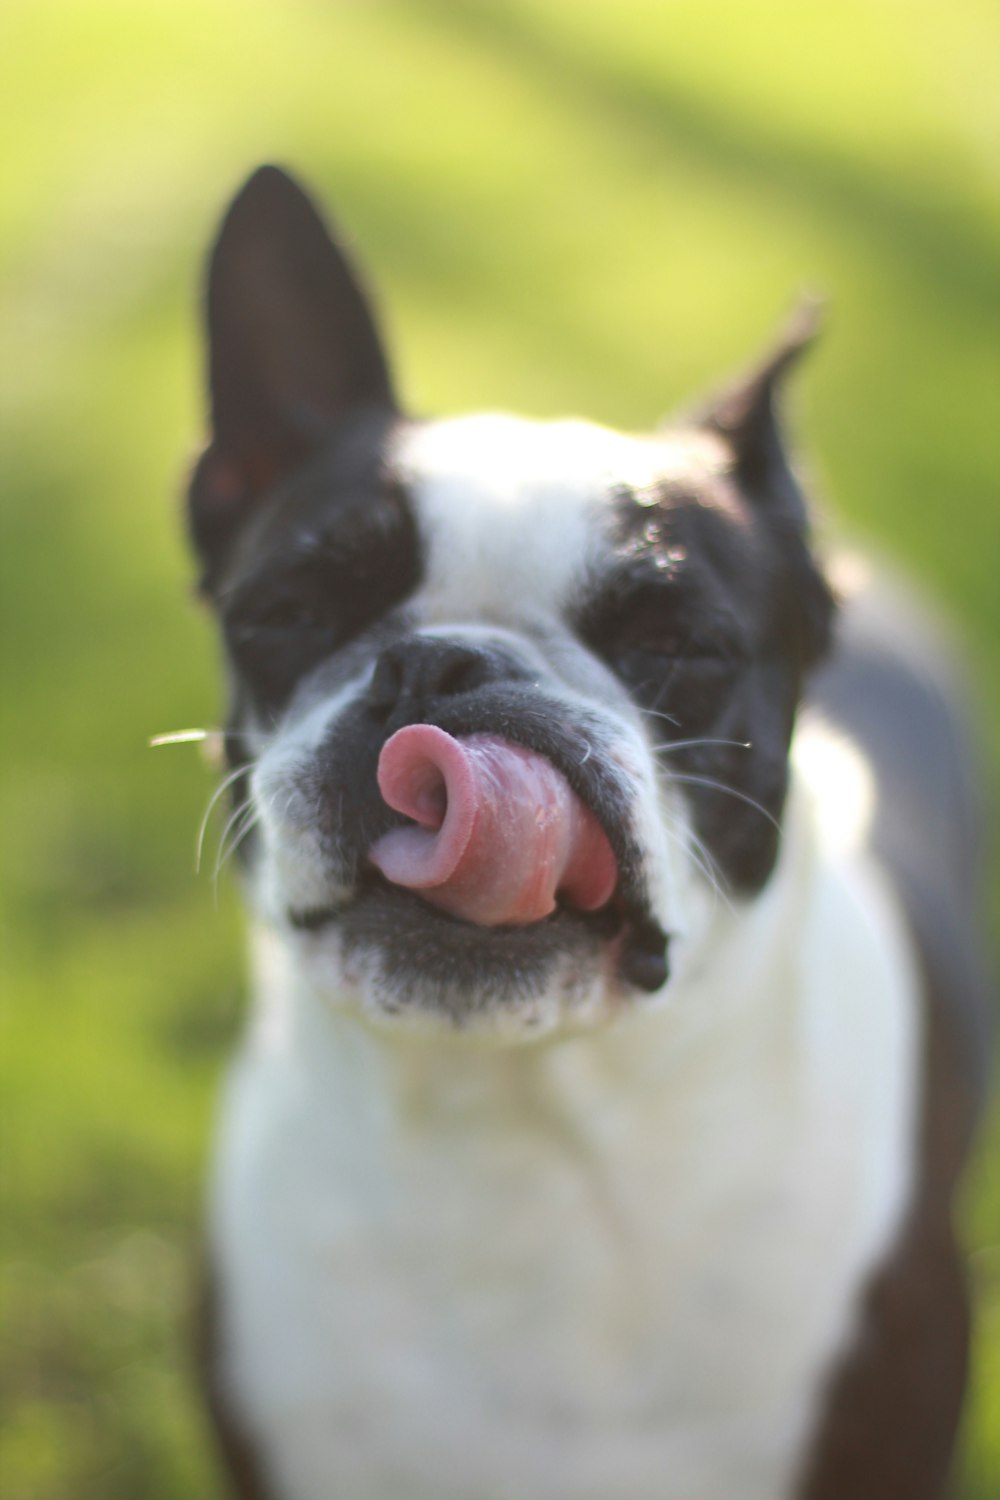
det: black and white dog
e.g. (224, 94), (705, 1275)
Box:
(187, 167), (989, 1500)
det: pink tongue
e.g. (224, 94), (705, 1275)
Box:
(368, 725), (617, 927)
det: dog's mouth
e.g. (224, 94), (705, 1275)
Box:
(287, 724), (670, 995)
(289, 877), (669, 999)
(369, 727), (618, 926)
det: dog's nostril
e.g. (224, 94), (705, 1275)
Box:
(368, 639), (493, 722)
(368, 652), (403, 718)
(434, 650), (486, 698)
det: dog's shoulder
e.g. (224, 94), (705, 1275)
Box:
(809, 560), (992, 1148)
(795, 562), (992, 1499)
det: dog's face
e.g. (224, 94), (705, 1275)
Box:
(188, 167), (832, 1035)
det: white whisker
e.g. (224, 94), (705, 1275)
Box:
(680, 822), (732, 914)
(668, 772), (781, 832)
(213, 800), (259, 903)
(196, 762), (253, 874)
(656, 776), (732, 915)
(640, 705), (681, 728)
(651, 737), (751, 756)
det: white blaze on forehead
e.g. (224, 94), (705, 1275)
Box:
(397, 414), (725, 625)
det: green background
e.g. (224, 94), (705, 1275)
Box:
(1, 1), (997, 1494)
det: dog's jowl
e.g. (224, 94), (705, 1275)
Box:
(187, 167), (990, 1500)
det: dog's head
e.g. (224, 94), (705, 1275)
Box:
(187, 166), (833, 1035)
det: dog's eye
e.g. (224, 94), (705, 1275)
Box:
(250, 599), (333, 634)
(227, 587), (340, 643)
(615, 639), (740, 733)
(224, 592), (342, 712)
(594, 592), (746, 729)
(609, 602), (739, 669)
(613, 634), (731, 695)
(611, 628), (679, 680)
(614, 641), (679, 682)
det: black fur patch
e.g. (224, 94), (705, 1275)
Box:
(580, 478), (833, 891)
(213, 411), (420, 721)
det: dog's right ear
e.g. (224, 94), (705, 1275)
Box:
(188, 165), (397, 589)
(699, 299), (822, 527)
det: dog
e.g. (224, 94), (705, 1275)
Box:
(186, 166), (990, 1500)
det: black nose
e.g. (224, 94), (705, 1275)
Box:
(367, 637), (514, 726)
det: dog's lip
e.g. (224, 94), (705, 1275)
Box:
(286, 871), (616, 937)
(286, 873), (670, 993)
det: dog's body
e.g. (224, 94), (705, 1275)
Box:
(188, 168), (989, 1500)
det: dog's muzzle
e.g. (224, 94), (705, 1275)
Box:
(294, 634), (671, 994)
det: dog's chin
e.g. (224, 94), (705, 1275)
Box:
(284, 878), (637, 1037)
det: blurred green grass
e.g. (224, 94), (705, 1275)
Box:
(1, 1), (997, 1495)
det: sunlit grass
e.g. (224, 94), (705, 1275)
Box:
(1, 1), (997, 1494)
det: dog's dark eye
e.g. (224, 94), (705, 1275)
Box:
(229, 594), (338, 645)
(606, 596), (737, 669)
(614, 642), (678, 683)
(592, 588), (745, 729)
(223, 588), (343, 711)
(613, 628), (734, 678)
(249, 598), (334, 634)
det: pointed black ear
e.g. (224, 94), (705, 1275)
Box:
(702, 299), (822, 522)
(189, 165), (397, 582)
(703, 300), (834, 670)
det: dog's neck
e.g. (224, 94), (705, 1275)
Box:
(215, 739), (918, 1500)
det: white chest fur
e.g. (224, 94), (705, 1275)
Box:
(209, 762), (919, 1500)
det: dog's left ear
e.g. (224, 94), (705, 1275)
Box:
(701, 299), (821, 524)
(188, 164), (397, 587)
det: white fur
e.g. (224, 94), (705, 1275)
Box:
(208, 415), (920, 1500)
(399, 414), (734, 632)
